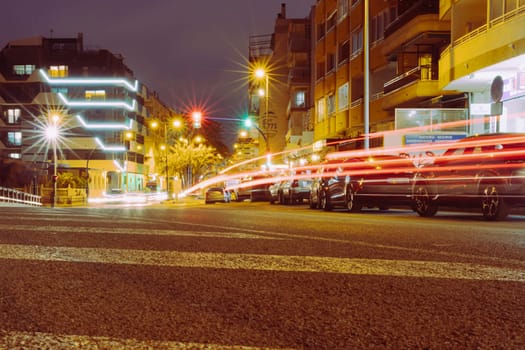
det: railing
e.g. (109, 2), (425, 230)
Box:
(0, 186), (42, 206)
(383, 65), (436, 94)
(442, 3), (525, 56)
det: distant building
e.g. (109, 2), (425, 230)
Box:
(247, 3), (313, 167)
(0, 33), (168, 197)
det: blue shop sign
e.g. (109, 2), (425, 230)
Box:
(405, 134), (466, 145)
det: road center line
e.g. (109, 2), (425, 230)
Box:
(0, 244), (523, 282)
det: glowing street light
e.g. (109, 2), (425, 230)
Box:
(254, 68), (270, 153)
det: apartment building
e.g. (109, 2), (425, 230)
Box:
(247, 4), (313, 165)
(0, 33), (161, 197)
(313, 0), (466, 151)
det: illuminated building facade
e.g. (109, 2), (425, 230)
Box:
(0, 33), (154, 197)
(312, 0), (465, 150)
(439, 0), (525, 134)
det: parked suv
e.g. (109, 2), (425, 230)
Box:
(412, 133), (525, 220)
(310, 155), (417, 212)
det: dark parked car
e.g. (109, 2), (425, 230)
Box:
(412, 133), (525, 220)
(310, 155), (417, 212)
(235, 175), (272, 202)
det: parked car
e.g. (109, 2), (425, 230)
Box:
(310, 155), (417, 212)
(269, 181), (283, 204)
(235, 174), (272, 202)
(279, 178), (313, 204)
(412, 133), (525, 220)
(205, 187), (230, 204)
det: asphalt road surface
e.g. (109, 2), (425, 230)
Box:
(0, 200), (524, 349)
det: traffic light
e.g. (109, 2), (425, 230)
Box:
(192, 111), (202, 129)
(243, 116), (253, 128)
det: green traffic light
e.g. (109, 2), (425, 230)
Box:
(244, 117), (252, 128)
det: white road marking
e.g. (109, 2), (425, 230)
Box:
(0, 224), (283, 240)
(0, 244), (523, 282)
(0, 330), (294, 350)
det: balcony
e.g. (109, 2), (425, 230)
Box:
(382, 65), (450, 110)
(384, 0), (439, 38)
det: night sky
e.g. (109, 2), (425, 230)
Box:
(1, 0), (314, 146)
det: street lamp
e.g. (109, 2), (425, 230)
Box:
(151, 117), (183, 199)
(124, 131), (133, 192)
(45, 114), (60, 207)
(254, 68), (270, 153)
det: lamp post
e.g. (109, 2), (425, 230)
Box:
(46, 114), (60, 208)
(124, 131), (133, 192)
(151, 117), (182, 199)
(255, 68), (270, 153)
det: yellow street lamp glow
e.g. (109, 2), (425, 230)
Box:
(239, 130), (248, 138)
(160, 144), (166, 151)
(255, 68), (266, 79)
(151, 121), (159, 129)
(258, 88), (265, 97)
(172, 119), (182, 128)
(125, 131), (133, 139)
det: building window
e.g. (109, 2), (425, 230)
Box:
(85, 90), (106, 100)
(13, 65), (35, 76)
(317, 98), (326, 122)
(7, 132), (22, 146)
(48, 65), (69, 78)
(338, 83), (349, 111)
(338, 40), (349, 64)
(317, 21), (325, 40)
(338, 0), (349, 22)
(328, 94), (336, 115)
(294, 91), (306, 108)
(327, 53), (336, 73)
(51, 87), (68, 94)
(351, 26), (363, 57)
(327, 11), (337, 32)
(317, 62), (325, 80)
(6, 108), (21, 124)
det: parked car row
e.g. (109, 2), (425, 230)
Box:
(276, 133), (525, 221)
(207, 133), (524, 220)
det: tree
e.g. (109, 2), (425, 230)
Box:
(161, 140), (222, 189)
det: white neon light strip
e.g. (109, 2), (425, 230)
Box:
(95, 137), (126, 152)
(76, 115), (133, 130)
(58, 93), (136, 111)
(39, 69), (138, 92)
